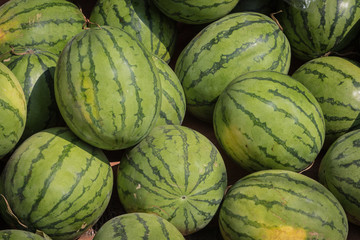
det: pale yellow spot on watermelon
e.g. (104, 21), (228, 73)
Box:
(80, 74), (100, 120)
(28, 13), (42, 25)
(263, 226), (307, 240)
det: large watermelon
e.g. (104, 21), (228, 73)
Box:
(0, 0), (84, 55)
(0, 127), (113, 240)
(219, 170), (348, 240)
(94, 213), (185, 240)
(117, 124), (227, 235)
(0, 62), (26, 159)
(319, 129), (360, 226)
(277, 0), (360, 60)
(55, 25), (162, 150)
(0, 47), (61, 140)
(213, 70), (325, 172)
(90, 0), (177, 63)
(292, 56), (360, 147)
(175, 12), (291, 122)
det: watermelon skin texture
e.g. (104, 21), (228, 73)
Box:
(292, 56), (360, 147)
(152, 0), (239, 24)
(277, 0), (360, 60)
(213, 70), (325, 172)
(175, 12), (291, 122)
(55, 26), (161, 150)
(0, 127), (113, 240)
(0, 48), (61, 140)
(319, 129), (360, 226)
(152, 55), (186, 127)
(117, 125), (227, 236)
(219, 170), (348, 240)
(94, 212), (185, 240)
(0, 0), (84, 56)
(0, 229), (45, 240)
(90, 0), (177, 63)
(0, 63), (26, 159)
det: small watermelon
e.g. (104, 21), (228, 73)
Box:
(93, 213), (185, 240)
(117, 125), (227, 235)
(213, 70), (325, 172)
(219, 170), (348, 240)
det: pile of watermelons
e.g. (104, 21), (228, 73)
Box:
(1, 0), (360, 239)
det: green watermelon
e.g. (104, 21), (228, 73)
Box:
(0, 62), (26, 159)
(277, 0), (360, 60)
(117, 124), (227, 235)
(55, 25), (162, 150)
(213, 70), (325, 172)
(152, 55), (186, 127)
(292, 56), (360, 147)
(0, 47), (61, 140)
(94, 213), (185, 240)
(0, 0), (84, 55)
(0, 127), (113, 240)
(219, 170), (348, 240)
(175, 12), (291, 122)
(90, 0), (177, 63)
(319, 129), (360, 226)
(0, 229), (48, 240)
(152, 0), (239, 24)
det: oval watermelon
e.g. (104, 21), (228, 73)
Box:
(117, 124), (227, 235)
(0, 229), (47, 240)
(175, 12), (291, 122)
(94, 213), (185, 240)
(90, 0), (177, 63)
(55, 25), (162, 150)
(0, 0), (84, 55)
(213, 70), (325, 172)
(219, 169), (348, 240)
(0, 127), (113, 240)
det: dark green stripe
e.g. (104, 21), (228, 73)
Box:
(158, 216), (170, 239)
(219, 211), (257, 240)
(174, 125), (190, 193)
(112, 217), (127, 239)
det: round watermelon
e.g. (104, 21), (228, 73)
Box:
(94, 213), (185, 240)
(213, 70), (325, 172)
(175, 12), (291, 122)
(55, 25), (162, 150)
(117, 124), (227, 235)
(0, 127), (113, 240)
(219, 169), (348, 240)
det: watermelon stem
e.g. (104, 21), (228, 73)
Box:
(270, 10), (284, 31)
(80, 8), (101, 30)
(10, 46), (35, 56)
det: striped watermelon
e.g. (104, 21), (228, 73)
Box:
(0, 62), (26, 159)
(0, 229), (47, 240)
(89, 0), (177, 63)
(213, 70), (325, 172)
(117, 124), (227, 235)
(175, 12), (291, 122)
(0, 0), (84, 56)
(219, 170), (348, 240)
(94, 213), (185, 240)
(292, 56), (360, 147)
(0, 127), (113, 240)
(0, 47), (61, 140)
(55, 25), (161, 150)
(277, 0), (360, 60)
(318, 129), (360, 225)
(152, 55), (186, 127)
(152, 0), (239, 24)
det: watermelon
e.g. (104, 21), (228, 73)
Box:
(152, 0), (239, 24)
(0, 229), (47, 240)
(277, 0), (360, 60)
(54, 25), (162, 150)
(117, 124), (227, 235)
(0, 47), (61, 140)
(219, 169), (348, 240)
(0, 127), (113, 240)
(292, 56), (360, 147)
(0, 0), (84, 56)
(94, 213), (185, 240)
(319, 129), (360, 226)
(89, 0), (177, 63)
(0, 62), (26, 159)
(213, 70), (325, 172)
(175, 12), (291, 122)
(152, 55), (186, 127)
